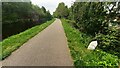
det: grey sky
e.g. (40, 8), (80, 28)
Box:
(30, 0), (75, 15)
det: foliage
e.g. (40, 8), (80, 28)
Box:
(53, 1), (120, 66)
(95, 27), (120, 59)
(2, 2), (32, 21)
(66, 1), (120, 64)
(61, 19), (119, 67)
(0, 19), (55, 60)
(67, 2), (120, 35)
(53, 2), (69, 18)
(2, 2), (52, 24)
(70, 2), (107, 35)
(2, 2), (52, 39)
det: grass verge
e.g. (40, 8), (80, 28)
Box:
(61, 19), (119, 67)
(0, 19), (55, 60)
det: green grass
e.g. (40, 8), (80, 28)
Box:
(0, 19), (55, 60)
(61, 19), (119, 67)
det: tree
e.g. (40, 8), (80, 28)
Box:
(2, 2), (52, 39)
(69, 1), (120, 57)
(41, 6), (46, 13)
(46, 10), (52, 19)
(53, 2), (69, 18)
(70, 2), (106, 35)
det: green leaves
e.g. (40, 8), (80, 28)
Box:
(53, 2), (69, 18)
(60, 1), (120, 66)
(62, 19), (119, 66)
(2, 2), (52, 24)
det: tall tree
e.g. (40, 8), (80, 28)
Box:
(69, 2), (107, 35)
(53, 2), (69, 18)
(41, 6), (46, 13)
(2, 2), (52, 39)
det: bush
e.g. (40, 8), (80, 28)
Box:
(95, 27), (120, 58)
(62, 19), (119, 67)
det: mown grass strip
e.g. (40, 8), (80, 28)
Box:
(0, 19), (55, 60)
(61, 19), (119, 67)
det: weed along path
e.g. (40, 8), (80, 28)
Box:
(2, 19), (73, 66)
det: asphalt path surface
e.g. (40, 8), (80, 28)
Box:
(2, 19), (73, 66)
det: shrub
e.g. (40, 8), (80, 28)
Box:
(95, 27), (120, 58)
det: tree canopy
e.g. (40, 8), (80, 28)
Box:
(53, 2), (69, 18)
(2, 2), (52, 24)
(2, 2), (52, 39)
(54, 1), (120, 59)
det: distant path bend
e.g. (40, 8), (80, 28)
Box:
(2, 19), (73, 66)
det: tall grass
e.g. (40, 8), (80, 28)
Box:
(61, 19), (119, 67)
(0, 19), (55, 60)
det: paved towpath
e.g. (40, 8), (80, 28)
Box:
(2, 19), (73, 66)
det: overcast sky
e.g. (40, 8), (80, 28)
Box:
(30, 0), (75, 15)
